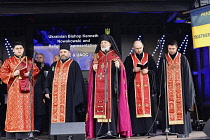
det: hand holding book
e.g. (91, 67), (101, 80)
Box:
(137, 62), (148, 70)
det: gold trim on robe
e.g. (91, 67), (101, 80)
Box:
(131, 53), (151, 118)
(166, 52), (184, 125)
(0, 56), (39, 132)
(51, 59), (73, 123)
(93, 50), (120, 122)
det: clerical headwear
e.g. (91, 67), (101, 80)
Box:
(95, 34), (121, 57)
(60, 43), (70, 51)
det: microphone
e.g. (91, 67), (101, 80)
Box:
(161, 53), (169, 65)
(161, 53), (166, 58)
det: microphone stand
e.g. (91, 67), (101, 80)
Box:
(161, 56), (177, 140)
(26, 52), (39, 140)
(96, 50), (121, 140)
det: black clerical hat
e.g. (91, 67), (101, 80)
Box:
(95, 34), (121, 57)
(99, 34), (111, 43)
(60, 43), (70, 51)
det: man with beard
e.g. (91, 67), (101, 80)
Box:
(86, 34), (132, 139)
(44, 43), (86, 130)
(124, 41), (157, 136)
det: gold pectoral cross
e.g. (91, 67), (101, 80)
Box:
(101, 63), (105, 69)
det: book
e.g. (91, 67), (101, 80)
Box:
(137, 62), (148, 70)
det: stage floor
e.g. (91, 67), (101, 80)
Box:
(127, 131), (210, 140)
(32, 130), (210, 140)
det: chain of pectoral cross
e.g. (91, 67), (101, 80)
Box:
(97, 56), (109, 80)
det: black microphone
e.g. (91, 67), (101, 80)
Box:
(161, 53), (166, 58)
(161, 53), (169, 65)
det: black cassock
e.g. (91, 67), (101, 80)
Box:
(34, 63), (50, 116)
(44, 60), (86, 122)
(157, 53), (195, 135)
(0, 79), (7, 136)
(124, 53), (157, 135)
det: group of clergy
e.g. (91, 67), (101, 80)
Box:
(0, 34), (195, 139)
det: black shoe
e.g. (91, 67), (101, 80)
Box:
(34, 132), (40, 137)
(132, 134), (140, 137)
(177, 134), (189, 138)
(140, 132), (148, 136)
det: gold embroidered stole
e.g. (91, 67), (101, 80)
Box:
(94, 50), (119, 122)
(131, 53), (151, 118)
(51, 59), (73, 123)
(166, 52), (184, 125)
(8, 56), (28, 90)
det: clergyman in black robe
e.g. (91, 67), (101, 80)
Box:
(44, 43), (86, 125)
(157, 40), (195, 138)
(124, 41), (157, 136)
(34, 53), (50, 134)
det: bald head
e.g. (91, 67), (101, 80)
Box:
(36, 53), (45, 63)
(53, 55), (60, 62)
(133, 41), (144, 54)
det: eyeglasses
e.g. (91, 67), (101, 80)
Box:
(37, 57), (43, 58)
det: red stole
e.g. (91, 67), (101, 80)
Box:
(8, 56), (32, 91)
(0, 56), (40, 132)
(51, 59), (73, 123)
(131, 53), (151, 118)
(94, 50), (120, 122)
(166, 52), (184, 125)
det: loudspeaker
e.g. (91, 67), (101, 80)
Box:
(203, 119), (210, 137)
(50, 122), (85, 140)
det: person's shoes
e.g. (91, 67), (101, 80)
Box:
(132, 134), (140, 137)
(177, 134), (189, 138)
(34, 130), (40, 137)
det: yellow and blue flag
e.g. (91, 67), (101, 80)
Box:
(190, 5), (210, 48)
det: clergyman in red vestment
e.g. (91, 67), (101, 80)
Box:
(0, 42), (40, 139)
(86, 34), (132, 139)
(124, 41), (157, 135)
(44, 43), (86, 127)
(157, 40), (195, 138)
